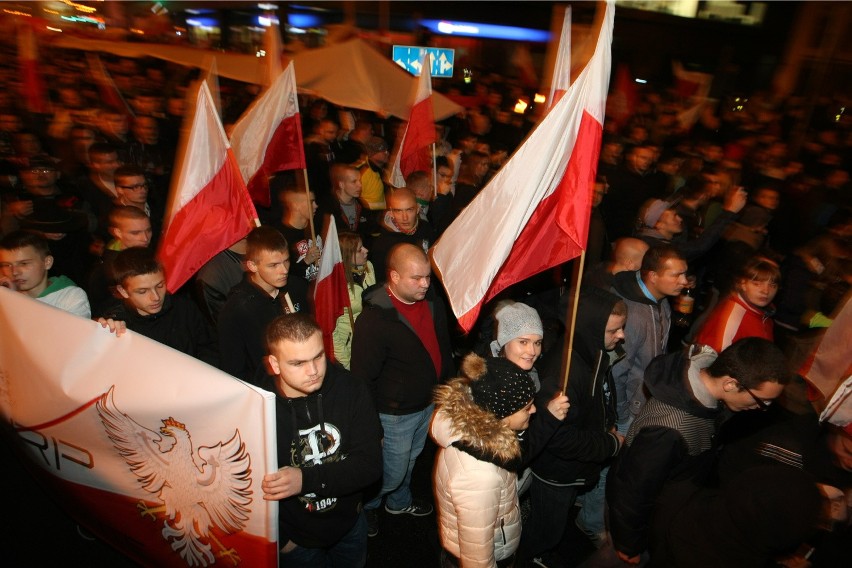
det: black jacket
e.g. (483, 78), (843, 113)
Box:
(607, 346), (725, 558)
(217, 275), (308, 384)
(350, 285), (453, 415)
(259, 363), (382, 548)
(368, 220), (434, 281)
(99, 293), (218, 367)
(531, 288), (623, 487)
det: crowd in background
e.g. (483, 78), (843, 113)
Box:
(0, 39), (850, 568)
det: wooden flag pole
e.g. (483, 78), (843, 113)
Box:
(559, 250), (586, 395)
(301, 169), (317, 243)
(431, 142), (438, 199)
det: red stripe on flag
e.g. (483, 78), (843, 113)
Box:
(313, 262), (350, 363)
(400, 98), (435, 177)
(159, 152), (257, 292)
(23, 466), (276, 567)
(457, 111), (601, 331)
(246, 113), (306, 207)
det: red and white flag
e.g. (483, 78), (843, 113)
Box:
(431, 3), (614, 332)
(0, 288), (278, 567)
(86, 53), (134, 118)
(313, 220), (350, 363)
(548, 5), (571, 107)
(390, 53), (436, 188)
(231, 60), (306, 207)
(18, 22), (48, 114)
(607, 63), (637, 129)
(673, 61), (714, 130)
(799, 295), (852, 434)
(158, 82), (258, 293)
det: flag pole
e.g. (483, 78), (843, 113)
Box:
(558, 0), (608, 394)
(431, 142), (438, 199)
(559, 250), (586, 395)
(301, 169), (317, 243)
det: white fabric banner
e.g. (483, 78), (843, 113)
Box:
(0, 288), (278, 567)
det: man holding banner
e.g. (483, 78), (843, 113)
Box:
(261, 313), (382, 566)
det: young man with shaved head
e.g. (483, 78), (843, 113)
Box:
(350, 243), (453, 537)
(261, 313), (381, 567)
(584, 237), (651, 291)
(369, 188), (435, 279)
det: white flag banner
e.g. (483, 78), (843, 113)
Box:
(0, 288), (278, 567)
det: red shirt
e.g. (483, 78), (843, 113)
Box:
(389, 290), (442, 376)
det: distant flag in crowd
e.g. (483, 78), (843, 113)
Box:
(607, 63), (637, 129)
(202, 55), (222, 119)
(673, 60), (714, 130)
(262, 21), (284, 87)
(18, 22), (49, 114)
(86, 53), (134, 118)
(432, 2), (614, 332)
(672, 60), (713, 99)
(313, 220), (350, 363)
(230, 61), (306, 207)
(799, 295), (852, 435)
(390, 53), (436, 188)
(158, 82), (258, 293)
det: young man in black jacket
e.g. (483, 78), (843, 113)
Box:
(218, 226), (308, 385)
(519, 287), (626, 564)
(96, 246), (218, 367)
(261, 314), (382, 567)
(607, 337), (790, 564)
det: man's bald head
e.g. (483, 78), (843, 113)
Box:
(612, 238), (649, 273)
(387, 188), (419, 233)
(388, 187), (416, 207)
(387, 242), (428, 274)
(387, 243), (431, 303)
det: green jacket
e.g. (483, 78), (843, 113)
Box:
(332, 261), (377, 369)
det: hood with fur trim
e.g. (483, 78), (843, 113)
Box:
(432, 355), (523, 469)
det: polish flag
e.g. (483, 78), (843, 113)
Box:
(799, 295), (852, 434)
(231, 60), (306, 207)
(607, 64), (637, 129)
(158, 82), (258, 293)
(313, 219), (350, 363)
(18, 22), (48, 114)
(431, 3), (614, 332)
(390, 53), (436, 188)
(86, 53), (134, 118)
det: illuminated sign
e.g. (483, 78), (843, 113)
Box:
(288, 13), (322, 28)
(421, 19), (550, 42)
(392, 46), (455, 78)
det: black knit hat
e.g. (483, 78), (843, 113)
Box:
(464, 354), (536, 420)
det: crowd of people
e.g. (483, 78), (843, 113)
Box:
(1, 43), (851, 568)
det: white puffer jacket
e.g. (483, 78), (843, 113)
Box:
(431, 357), (523, 568)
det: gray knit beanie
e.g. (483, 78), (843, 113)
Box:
(491, 302), (543, 353)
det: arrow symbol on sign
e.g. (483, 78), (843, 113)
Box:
(439, 54), (453, 73)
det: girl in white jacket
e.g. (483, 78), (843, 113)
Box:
(432, 354), (537, 568)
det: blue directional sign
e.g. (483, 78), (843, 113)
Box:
(392, 46), (455, 78)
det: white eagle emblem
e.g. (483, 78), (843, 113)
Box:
(96, 387), (253, 567)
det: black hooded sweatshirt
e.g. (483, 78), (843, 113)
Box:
(530, 287), (623, 488)
(259, 363), (382, 548)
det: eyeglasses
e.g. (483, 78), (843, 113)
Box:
(737, 381), (772, 411)
(117, 183), (148, 191)
(27, 168), (55, 174)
